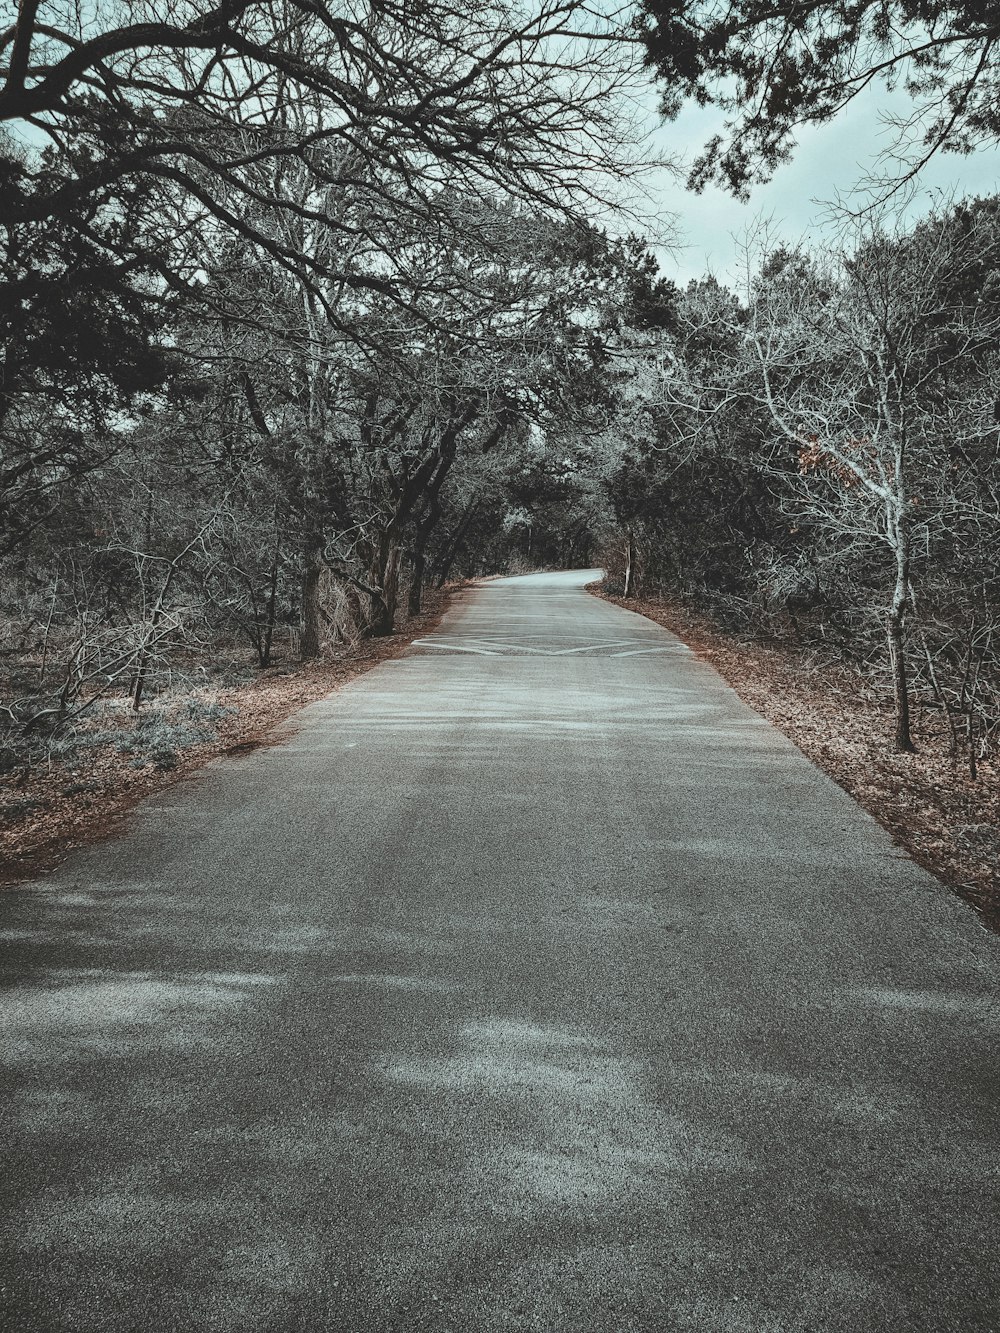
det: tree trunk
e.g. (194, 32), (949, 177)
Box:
(434, 541), (461, 589)
(622, 528), (636, 598)
(434, 502), (478, 587)
(887, 512), (915, 752)
(407, 548), (425, 618)
(367, 538), (400, 637)
(131, 561), (181, 710)
(259, 520), (280, 667)
(300, 543), (323, 660)
(887, 611), (913, 752)
(383, 544), (401, 630)
(131, 648), (149, 712)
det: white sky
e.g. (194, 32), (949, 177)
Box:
(641, 80), (1000, 286)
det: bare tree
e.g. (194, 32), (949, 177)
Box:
(1, 1), (648, 299)
(744, 209), (1000, 750)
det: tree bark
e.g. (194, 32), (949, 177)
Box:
(434, 501), (479, 587)
(366, 537), (400, 637)
(300, 542), (324, 660)
(259, 516), (280, 667)
(887, 509), (915, 752)
(406, 452), (451, 617)
(407, 548), (425, 618)
(383, 544), (401, 631)
(622, 528), (636, 598)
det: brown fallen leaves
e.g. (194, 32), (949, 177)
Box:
(603, 592), (1000, 934)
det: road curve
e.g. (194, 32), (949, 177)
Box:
(2, 570), (998, 1332)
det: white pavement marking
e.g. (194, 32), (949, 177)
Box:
(547, 641), (649, 655)
(411, 635), (685, 657)
(410, 640), (500, 655)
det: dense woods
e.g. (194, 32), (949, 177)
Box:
(599, 201), (1000, 769)
(0, 0), (647, 776)
(3, 0), (1000, 794)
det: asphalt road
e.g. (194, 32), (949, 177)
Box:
(2, 570), (999, 1333)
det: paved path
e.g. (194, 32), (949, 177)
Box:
(2, 570), (998, 1332)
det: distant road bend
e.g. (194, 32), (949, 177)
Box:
(2, 570), (998, 1332)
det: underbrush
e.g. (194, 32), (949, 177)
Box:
(0, 584), (457, 882)
(0, 689), (239, 824)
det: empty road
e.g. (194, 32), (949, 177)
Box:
(2, 569), (998, 1332)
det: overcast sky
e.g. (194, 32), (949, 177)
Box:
(642, 81), (1000, 286)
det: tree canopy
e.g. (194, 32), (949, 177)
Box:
(637, 0), (1000, 194)
(1, 0), (643, 306)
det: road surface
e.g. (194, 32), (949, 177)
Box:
(2, 570), (998, 1332)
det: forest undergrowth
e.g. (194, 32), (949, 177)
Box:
(600, 589), (1000, 934)
(0, 587), (458, 886)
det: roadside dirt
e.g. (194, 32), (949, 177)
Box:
(0, 586), (461, 887)
(601, 590), (1000, 934)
